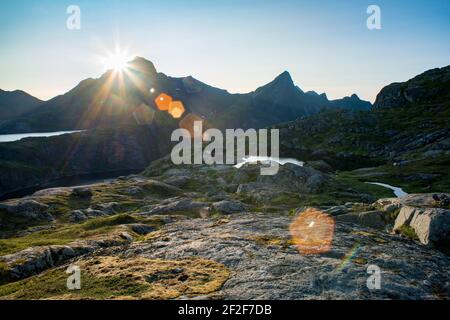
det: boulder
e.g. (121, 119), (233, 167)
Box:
(375, 193), (450, 208)
(143, 198), (208, 215)
(0, 200), (52, 221)
(163, 176), (190, 188)
(335, 210), (387, 230)
(257, 164), (329, 193)
(307, 160), (333, 173)
(212, 200), (248, 215)
(71, 187), (93, 198)
(91, 202), (122, 215)
(68, 210), (88, 223)
(125, 186), (143, 195)
(68, 207), (110, 223)
(393, 206), (450, 246)
(84, 208), (108, 217)
(324, 205), (348, 216)
(432, 194), (450, 208)
(141, 180), (182, 196)
(0, 233), (134, 281)
(129, 224), (156, 235)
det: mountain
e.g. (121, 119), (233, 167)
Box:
(276, 65), (450, 193)
(0, 124), (175, 199)
(374, 65), (450, 109)
(0, 89), (42, 121)
(0, 57), (370, 134)
(212, 71), (331, 129)
(0, 58), (172, 134)
(331, 94), (372, 111)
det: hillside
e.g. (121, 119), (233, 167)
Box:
(0, 89), (42, 121)
(276, 65), (450, 194)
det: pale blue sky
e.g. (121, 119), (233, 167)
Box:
(0, 0), (449, 102)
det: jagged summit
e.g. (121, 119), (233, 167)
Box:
(273, 70), (294, 84)
(0, 57), (373, 133)
(128, 56), (157, 75)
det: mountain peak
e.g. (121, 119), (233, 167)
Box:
(128, 56), (157, 75)
(273, 71), (294, 85)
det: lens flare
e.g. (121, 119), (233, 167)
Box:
(337, 243), (361, 271)
(179, 113), (212, 139)
(155, 93), (172, 111)
(168, 101), (185, 119)
(289, 208), (335, 255)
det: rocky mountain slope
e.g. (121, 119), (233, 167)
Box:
(0, 159), (448, 300)
(0, 123), (176, 199)
(0, 89), (42, 121)
(373, 65), (450, 109)
(276, 65), (450, 194)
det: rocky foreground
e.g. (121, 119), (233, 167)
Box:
(0, 160), (449, 300)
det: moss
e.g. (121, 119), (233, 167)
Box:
(0, 256), (230, 300)
(271, 193), (303, 206)
(353, 258), (368, 265)
(0, 214), (157, 256)
(398, 225), (419, 241)
(353, 231), (376, 237)
(386, 208), (401, 223)
(288, 208), (298, 217)
(209, 218), (230, 228)
(249, 235), (294, 249)
(82, 214), (137, 230)
(0, 262), (10, 285)
(334, 171), (395, 199)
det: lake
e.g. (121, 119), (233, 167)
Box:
(234, 156), (304, 169)
(365, 182), (408, 197)
(0, 130), (84, 143)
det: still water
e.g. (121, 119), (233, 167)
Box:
(0, 130), (83, 143)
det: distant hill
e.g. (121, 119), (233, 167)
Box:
(0, 57), (371, 133)
(0, 89), (42, 121)
(331, 94), (372, 111)
(374, 65), (450, 109)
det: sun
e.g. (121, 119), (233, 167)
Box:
(102, 50), (132, 72)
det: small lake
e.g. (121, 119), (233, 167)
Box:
(0, 130), (84, 143)
(365, 182), (408, 198)
(234, 156), (304, 169)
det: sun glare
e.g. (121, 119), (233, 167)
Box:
(102, 50), (131, 72)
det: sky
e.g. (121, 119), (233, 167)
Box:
(0, 0), (449, 102)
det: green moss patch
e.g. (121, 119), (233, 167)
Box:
(0, 256), (230, 300)
(0, 214), (161, 256)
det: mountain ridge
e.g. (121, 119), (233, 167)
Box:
(0, 57), (371, 133)
(0, 89), (43, 121)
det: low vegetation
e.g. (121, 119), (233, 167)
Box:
(0, 256), (230, 300)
